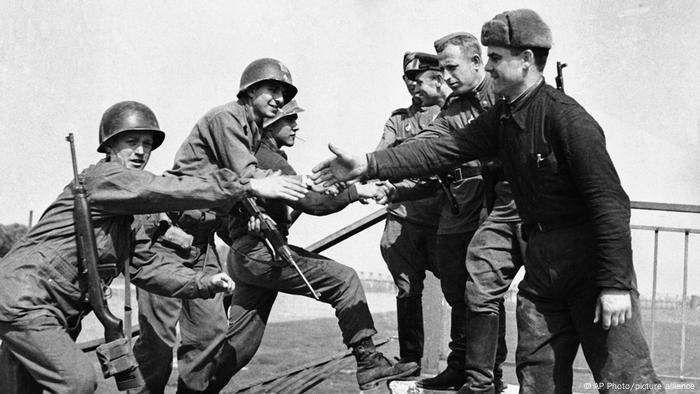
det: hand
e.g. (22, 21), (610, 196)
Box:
(354, 182), (384, 203)
(249, 175), (308, 201)
(206, 273), (235, 294)
(311, 144), (368, 187)
(594, 288), (632, 329)
(247, 212), (275, 236)
(375, 181), (396, 205)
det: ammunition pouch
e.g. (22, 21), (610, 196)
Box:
(160, 226), (194, 251)
(148, 212), (194, 252)
(95, 338), (144, 391)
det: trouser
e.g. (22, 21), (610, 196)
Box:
(380, 216), (439, 363)
(178, 241), (377, 393)
(133, 241), (228, 394)
(517, 222), (663, 394)
(462, 219), (525, 391)
(434, 230), (476, 371)
(0, 314), (97, 394)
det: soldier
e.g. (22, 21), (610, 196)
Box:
(313, 8), (664, 394)
(133, 58), (319, 394)
(180, 99), (418, 393)
(0, 101), (307, 393)
(374, 51), (445, 374)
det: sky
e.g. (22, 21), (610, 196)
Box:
(1, 0), (699, 295)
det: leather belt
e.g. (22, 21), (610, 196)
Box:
(451, 163), (482, 182)
(524, 217), (590, 233)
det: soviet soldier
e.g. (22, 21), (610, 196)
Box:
(181, 99), (418, 392)
(0, 101), (306, 393)
(313, 8), (664, 394)
(374, 51), (445, 375)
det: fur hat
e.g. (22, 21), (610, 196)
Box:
(481, 9), (552, 49)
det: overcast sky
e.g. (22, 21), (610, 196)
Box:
(1, 0), (698, 294)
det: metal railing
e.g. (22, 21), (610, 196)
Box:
(629, 201), (700, 382)
(78, 201), (700, 387)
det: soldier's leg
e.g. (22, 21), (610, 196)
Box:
(460, 220), (523, 393)
(0, 342), (43, 394)
(176, 242), (229, 391)
(176, 293), (228, 390)
(418, 230), (472, 390)
(561, 227), (663, 392)
(0, 316), (97, 394)
(133, 289), (182, 393)
(285, 245), (419, 388)
(379, 216), (430, 366)
(178, 283), (277, 393)
(572, 287), (664, 393)
(515, 226), (587, 394)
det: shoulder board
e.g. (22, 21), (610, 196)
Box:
(390, 107), (409, 116)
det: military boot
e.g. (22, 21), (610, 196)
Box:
(353, 337), (420, 390)
(395, 296), (424, 376)
(416, 365), (466, 390)
(459, 311), (501, 394)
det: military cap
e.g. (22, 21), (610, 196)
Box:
(403, 51), (417, 73)
(404, 52), (441, 79)
(481, 9), (552, 49)
(263, 99), (305, 129)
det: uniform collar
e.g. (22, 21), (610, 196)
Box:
(501, 78), (546, 130)
(444, 73), (495, 110)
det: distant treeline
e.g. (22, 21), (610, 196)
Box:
(0, 223), (28, 258)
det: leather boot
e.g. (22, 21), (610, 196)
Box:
(353, 337), (420, 390)
(493, 300), (508, 393)
(416, 365), (465, 390)
(396, 296), (423, 367)
(445, 305), (467, 372)
(462, 311), (500, 393)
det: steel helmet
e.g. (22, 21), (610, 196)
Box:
(97, 101), (165, 153)
(263, 100), (305, 129)
(237, 58), (298, 104)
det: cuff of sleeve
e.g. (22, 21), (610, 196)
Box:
(366, 153), (378, 179)
(195, 273), (216, 299)
(347, 184), (360, 202)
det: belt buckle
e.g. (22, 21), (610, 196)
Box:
(453, 167), (463, 182)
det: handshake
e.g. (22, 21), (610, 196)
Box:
(321, 180), (396, 205)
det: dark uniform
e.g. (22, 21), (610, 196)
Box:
(376, 101), (443, 366)
(0, 160), (252, 393)
(183, 136), (381, 392)
(463, 179), (524, 392)
(367, 77), (662, 392)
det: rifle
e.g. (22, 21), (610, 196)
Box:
(555, 61), (567, 92)
(66, 133), (144, 391)
(241, 197), (321, 300)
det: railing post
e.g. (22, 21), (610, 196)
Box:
(650, 229), (659, 358)
(422, 272), (448, 375)
(680, 230), (689, 379)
